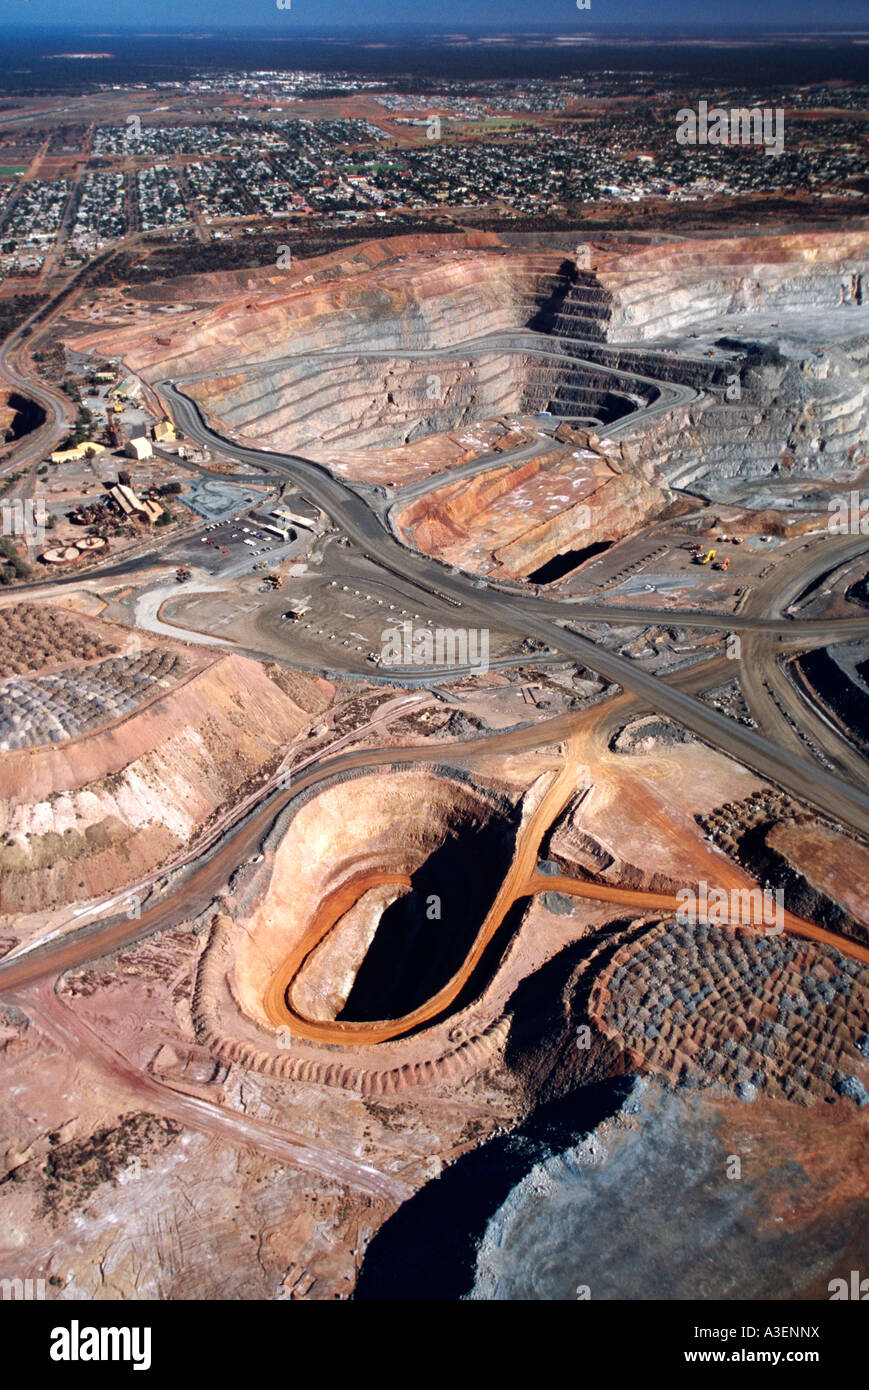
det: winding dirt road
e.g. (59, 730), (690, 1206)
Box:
(263, 731), (869, 1048)
(2, 247), (868, 1203)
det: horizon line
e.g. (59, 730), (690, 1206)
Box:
(1, 22), (868, 38)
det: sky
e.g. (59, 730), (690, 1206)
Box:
(1, 0), (867, 33)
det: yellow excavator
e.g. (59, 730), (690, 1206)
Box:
(694, 548), (716, 565)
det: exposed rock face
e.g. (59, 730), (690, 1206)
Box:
(292, 881), (411, 1022)
(597, 232), (868, 339)
(466, 1079), (869, 1302)
(72, 228), (868, 508)
(322, 418), (539, 487)
(698, 788), (869, 948)
(0, 653), (331, 915)
(200, 351), (528, 456)
(0, 389), (46, 444)
(229, 766), (515, 1030)
(394, 440), (668, 579)
(766, 821), (869, 933)
(74, 235), (570, 455)
(625, 339), (869, 490)
(590, 232), (869, 486)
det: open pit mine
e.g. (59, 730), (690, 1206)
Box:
(1, 224), (868, 1306)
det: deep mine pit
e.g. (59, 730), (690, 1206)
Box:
(0, 389), (46, 443)
(190, 350), (646, 455)
(336, 808), (520, 1023)
(529, 541), (614, 585)
(226, 767), (525, 1042)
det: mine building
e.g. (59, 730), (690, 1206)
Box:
(50, 441), (105, 464)
(108, 482), (164, 524)
(124, 436), (154, 461)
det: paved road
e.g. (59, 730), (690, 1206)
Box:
(389, 433), (560, 510)
(0, 327), (70, 480)
(173, 326), (697, 431)
(264, 711), (869, 1045)
(737, 534), (869, 785)
(159, 381), (869, 838)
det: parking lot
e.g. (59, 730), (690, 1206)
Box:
(170, 515), (308, 578)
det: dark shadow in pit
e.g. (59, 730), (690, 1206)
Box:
(355, 1071), (631, 1300)
(355, 934), (634, 1300)
(526, 258), (579, 334)
(1, 391), (45, 443)
(791, 647), (869, 751)
(338, 808), (521, 1023)
(373, 894), (536, 1041)
(847, 572), (869, 609)
(529, 540), (613, 585)
(548, 383), (643, 424)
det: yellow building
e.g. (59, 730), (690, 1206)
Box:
(124, 436), (154, 461)
(152, 418), (178, 443)
(50, 442), (105, 464)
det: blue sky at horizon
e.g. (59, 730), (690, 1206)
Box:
(1, 0), (868, 33)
